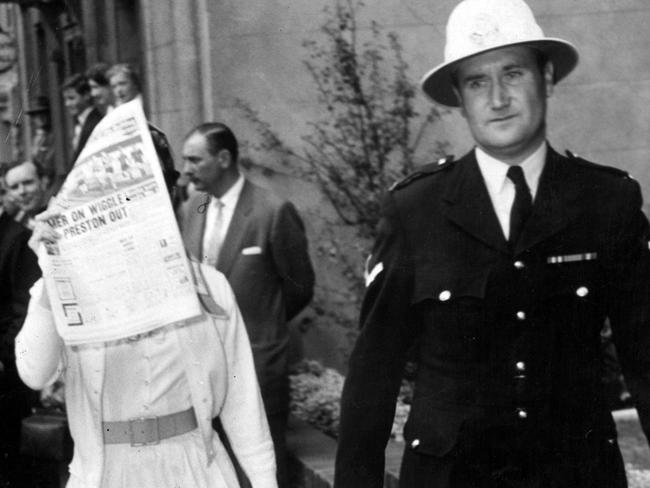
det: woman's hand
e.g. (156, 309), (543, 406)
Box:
(28, 209), (61, 254)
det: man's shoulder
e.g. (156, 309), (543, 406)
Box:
(0, 212), (30, 244)
(564, 150), (631, 180)
(244, 179), (293, 211)
(389, 155), (457, 193)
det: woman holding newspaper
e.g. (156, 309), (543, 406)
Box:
(15, 144), (277, 487)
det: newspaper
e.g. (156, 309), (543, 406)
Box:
(39, 99), (201, 344)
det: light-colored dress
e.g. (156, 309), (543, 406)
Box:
(16, 263), (277, 488)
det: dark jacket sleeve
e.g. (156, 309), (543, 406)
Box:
(603, 178), (650, 440)
(334, 193), (417, 488)
(270, 201), (315, 320)
(1, 228), (40, 370)
(148, 124), (179, 190)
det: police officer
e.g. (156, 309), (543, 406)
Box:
(334, 0), (650, 487)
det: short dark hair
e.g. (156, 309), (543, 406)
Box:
(61, 73), (90, 95)
(86, 62), (111, 87)
(107, 63), (141, 92)
(186, 122), (239, 163)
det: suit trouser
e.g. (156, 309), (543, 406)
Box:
(214, 409), (289, 487)
(398, 425), (627, 488)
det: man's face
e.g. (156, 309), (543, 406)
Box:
(182, 133), (227, 195)
(4, 162), (46, 214)
(62, 88), (91, 119)
(454, 46), (553, 164)
(110, 72), (139, 106)
(88, 79), (113, 111)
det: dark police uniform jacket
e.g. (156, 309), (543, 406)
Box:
(334, 146), (650, 487)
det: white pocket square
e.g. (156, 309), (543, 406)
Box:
(242, 246), (262, 255)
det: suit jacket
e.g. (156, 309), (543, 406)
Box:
(71, 107), (103, 165)
(334, 146), (650, 487)
(0, 212), (40, 385)
(180, 179), (315, 413)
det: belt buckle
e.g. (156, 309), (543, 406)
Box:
(128, 416), (160, 446)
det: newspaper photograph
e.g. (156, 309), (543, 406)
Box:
(39, 99), (201, 344)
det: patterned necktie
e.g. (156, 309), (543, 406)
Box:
(204, 198), (224, 267)
(507, 165), (532, 246)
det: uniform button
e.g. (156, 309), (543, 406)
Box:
(576, 286), (589, 297)
(607, 438), (615, 445)
(439, 290), (451, 301)
(516, 311), (526, 320)
(411, 439), (420, 449)
(516, 361), (526, 371)
(517, 408), (528, 419)
(513, 261), (525, 270)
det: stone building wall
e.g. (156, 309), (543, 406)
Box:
(137, 0), (650, 371)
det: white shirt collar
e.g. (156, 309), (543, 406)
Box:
(76, 106), (93, 127)
(475, 141), (547, 199)
(213, 173), (244, 209)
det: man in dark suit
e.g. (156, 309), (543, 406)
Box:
(3, 160), (48, 230)
(334, 0), (650, 487)
(0, 184), (40, 467)
(62, 73), (103, 167)
(179, 122), (315, 486)
(86, 62), (114, 116)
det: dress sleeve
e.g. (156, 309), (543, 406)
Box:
(203, 267), (277, 487)
(15, 279), (65, 390)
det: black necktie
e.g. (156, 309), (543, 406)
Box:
(507, 165), (532, 246)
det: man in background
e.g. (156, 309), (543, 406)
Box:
(25, 95), (56, 187)
(4, 160), (48, 230)
(107, 63), (142, 107)
(105, 63), (177, 196)
(61, 73), (102, 166)
(86, 62), (114, 116)
(179, 122), (315, 486)
(0, 171), (40, 475)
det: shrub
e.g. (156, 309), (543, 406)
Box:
(289, 359), (412, 440)
(239, 0), (448, 349)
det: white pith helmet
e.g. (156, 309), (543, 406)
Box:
(420, 0), (579, 107)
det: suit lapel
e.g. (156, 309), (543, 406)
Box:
(515, 147), (580, 254)
(73, 108), (101, 161)
(442, 151), (510, 254)
(184, 193), (208, 260)
(216, 180), (255, 276)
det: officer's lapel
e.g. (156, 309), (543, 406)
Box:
(514, 147), (580, 254)
(442, 151), (509, 254)
(216, 179), (254, 276)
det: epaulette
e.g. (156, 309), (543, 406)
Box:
(389, 155), (455, 191)
(565, 150), (631, 179)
